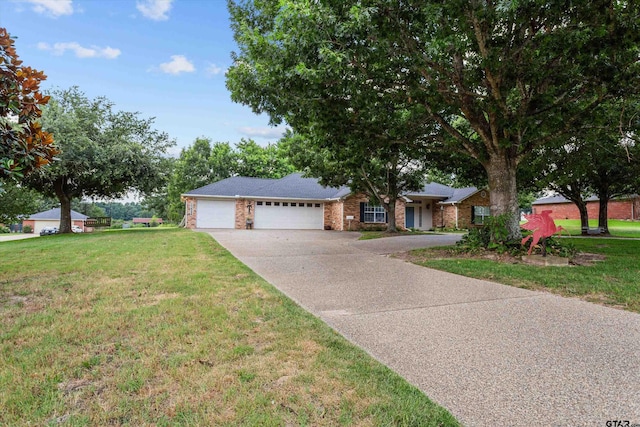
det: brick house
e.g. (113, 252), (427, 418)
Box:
(22, 208), (87, 234)
(532, 195), (640, 220)
(182, 173), (490, 231)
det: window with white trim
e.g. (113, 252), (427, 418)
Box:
(364, 203), (386, 223)
(473, 206), (491, 225)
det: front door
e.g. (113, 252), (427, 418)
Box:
(405, 207), (415, 228)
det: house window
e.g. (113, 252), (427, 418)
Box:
(266, 202), (272, 206)
(315, 203), (320, 208)
(256, 201), (263, 206)
(291, 203), (296, 207)
(283, 202), (288, 206)
(473, 206), (491, 225)
(307, 203), (312, 207)
(364, 203), (386, 223)
(274, 202), (280, 206)
(299, 203), (305, 207)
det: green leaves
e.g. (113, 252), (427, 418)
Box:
(165, 138), (295, 222)
(22, 87), (175, 232)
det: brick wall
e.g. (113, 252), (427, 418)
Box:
(458, 191), (490, 228)
(533, 199), (636, 220)
(324, 201), (342, 230)
(235, 199), (253, 229)
(182, 196), (197, 229)
(434, 190), (491, 229)
(22, 219), (35, 232)
(341, 194), (406, 230)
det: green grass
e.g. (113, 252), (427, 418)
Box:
(409, 238), (640, 312)
(553, 219), (640, 237)
(0, 228), (458, 426)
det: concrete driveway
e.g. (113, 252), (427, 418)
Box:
(207, 229), (640, 426)
(0, 234), (39, 242)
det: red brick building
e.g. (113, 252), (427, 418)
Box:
(532, 195), (640, 220)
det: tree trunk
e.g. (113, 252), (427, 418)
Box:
(577, 200), (589, 236)
(54, 177), (73, 234)
(386, 197), (398, 233)
(598, 198), (610, 235)
(485, 154), (521, 241)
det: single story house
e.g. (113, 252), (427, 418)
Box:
(182, 173), (490, 231)
(132, 217), (164, 226)
(22, 208), (88, 234)
(533, 194), (640, 220)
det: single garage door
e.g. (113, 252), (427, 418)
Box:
(197, 199), (236, 228)
(255, 200), (323, 229)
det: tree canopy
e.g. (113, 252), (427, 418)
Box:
(26, 87), (174, 233)
(0, 180), (54, 225)
(164, 137), (295, 222)
(227, 1), (640, 239)
(1, 27), (57, 178)
(526, 98), (640, 234)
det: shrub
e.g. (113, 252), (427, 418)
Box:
(109, 219), (124, 229)
(456, 213), (522, 255)
(22, 225), (32, 234)
(455, 227), (491, 253)
(0, 226), (10, 233)
(522, 235), (577, 258)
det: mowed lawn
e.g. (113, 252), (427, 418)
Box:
(0, 229), (458, 426)
(410, 238), (640, 312)
(554, 219), (640, 237)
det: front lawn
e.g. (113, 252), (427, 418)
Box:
(553, 219), (640, 238)
(0, 229), (458, 426)
(409, 238), (640, 312)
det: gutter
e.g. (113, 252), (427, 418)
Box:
(182, 194), (342, 202)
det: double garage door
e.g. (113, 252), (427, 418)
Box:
(196, 199), (323, 229)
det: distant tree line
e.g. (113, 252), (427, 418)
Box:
(147, 137), (295, 223)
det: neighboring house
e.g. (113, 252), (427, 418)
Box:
(22, 208), (88, 234)
(532, 195), (640, 220)
(132, 217), (164, 227)
(182, 173), (490, 231)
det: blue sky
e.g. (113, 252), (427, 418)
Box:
(1, 0), (287, 155)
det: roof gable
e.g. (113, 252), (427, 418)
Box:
(28, 208), (88, 220)
(407, 182), (480, 203)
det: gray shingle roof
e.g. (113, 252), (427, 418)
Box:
(184, 173), (482, 203)
(533, 194), (599, 205)
(184, 173), (347, 200)
(185, 177), (275, 197)
(28, 208), (88, 220)
(407, 183), (479, 203)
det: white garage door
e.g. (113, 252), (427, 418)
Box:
(254, 200), (323, 229)
(197, 200), (236, 228)
(33, 220), (59, 234)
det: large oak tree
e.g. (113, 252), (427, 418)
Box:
(26, 87), (174, 233)
(227, 0), (640, 239)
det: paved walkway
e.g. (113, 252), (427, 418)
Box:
(206, 229), (640, 426)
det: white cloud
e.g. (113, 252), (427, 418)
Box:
(206, 63), (224, 76)
(136, 0), (173, 21)
(22, 0), (73, 17)
(158, 55), (195, 75)
(37, 42), (121, 59)
(237, 126), (289, 139)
